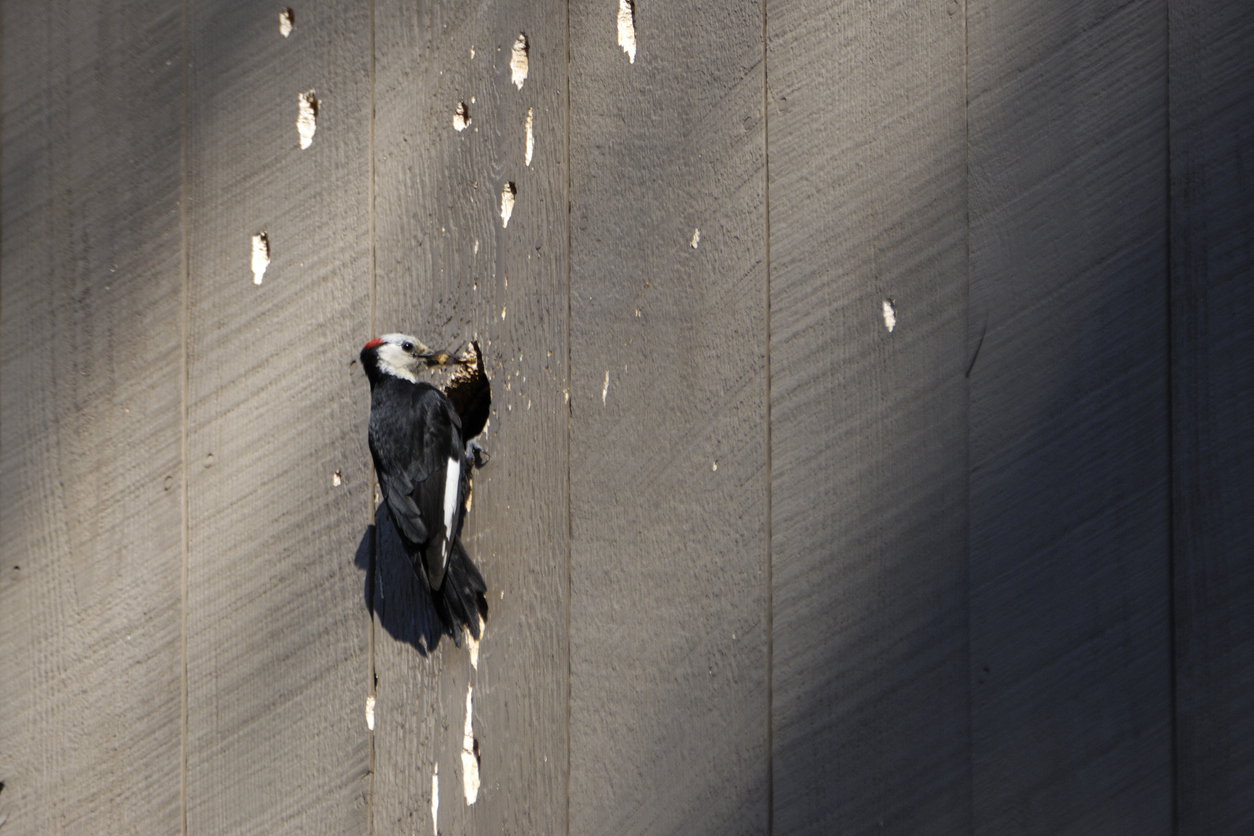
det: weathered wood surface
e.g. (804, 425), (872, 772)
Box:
(967, 0), (1173, 832)
(370, 1), (569, 834)
(567, 2), (770, 832)
(1170, 0), (1254, 832)
(3, 1), (1254, 834)
(767, 1), (970, 832)
(183, 3), (373, 831)
(0, 3), (185, 832)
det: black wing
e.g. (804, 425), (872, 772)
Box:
(369, 379), (465, 590)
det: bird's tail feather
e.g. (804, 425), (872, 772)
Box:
(432, 539), (488, 645)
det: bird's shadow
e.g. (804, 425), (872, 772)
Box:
(353, 503), (448, 655)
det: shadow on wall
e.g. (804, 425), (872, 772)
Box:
(353, 504), (448, 655)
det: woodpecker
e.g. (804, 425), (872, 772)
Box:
(361, 333), (488, 642)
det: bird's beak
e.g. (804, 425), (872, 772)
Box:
(419, 351), (453, 367)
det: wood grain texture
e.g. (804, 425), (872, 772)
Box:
(767, 1), (970, 832)
(967, 1), (1172, 832)
(568, 2), (769, 832)
(0, 3), (184, 833)
(371, 2), (569, 834)
(184, 4), (373, 831)
(1169, 0), (1254, 831)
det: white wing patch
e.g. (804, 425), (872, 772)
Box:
(442, 457), (460, 569)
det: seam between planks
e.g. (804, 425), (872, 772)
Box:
(1164, 1), (1178, 829)
(761, 0), (774, 832)
(962, 0), (975, 828)
(179, 2), (191, 832)
(368, 0), (377, 342)
(367, 1), (378, 832)
(563, 0), (575, 832)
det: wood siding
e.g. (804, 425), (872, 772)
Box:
(1, 1), (1250, 834)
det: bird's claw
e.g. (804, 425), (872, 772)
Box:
(467, 439), (489, 469)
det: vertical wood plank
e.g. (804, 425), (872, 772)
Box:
(371, 2), (569, 834)
(967, 1), (1172, 832)
(767, 0), (970, 832)
(1170, 0), (1254, 831)
(184, 4), (373, 831)
(567, 3), (769, 832)
(0, 3), (185, 833)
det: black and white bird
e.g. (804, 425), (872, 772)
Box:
(361, 333), (488, 642)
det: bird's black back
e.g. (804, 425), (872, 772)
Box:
(367, 376), (465, 590)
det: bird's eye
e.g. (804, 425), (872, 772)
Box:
(402, 341), (414, 353)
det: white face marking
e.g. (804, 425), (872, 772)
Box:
(442, 457), (460, 569)
(375, 342), (418, 381)
(373, 333), (428, 382)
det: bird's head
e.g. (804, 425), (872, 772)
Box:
(360, 333), (452, 384)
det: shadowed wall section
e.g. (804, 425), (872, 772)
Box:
(1170, 0), (1254, 832)
(967, 0), (1174, 832)
(767, 1), (970, 832)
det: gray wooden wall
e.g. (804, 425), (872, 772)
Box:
(0, 1), (1250, 834)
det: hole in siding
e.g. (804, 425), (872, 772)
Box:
(251, 232), (270, 284)
(365, 695), (375, 730)
(882, 298), (897, 332)
(500, 182), (516, 228)
(332, 469), (342, 486)
(461, 684), (480, 804)
(618, 0), (637, 63)
(297, 90), (318, 149)
(279, 8), (294, 37)
(453, 101), (470, 131)
(691, 228), (700, 248)
(524, 108), (534, 165)
(509, 33), (529, 89)
(203, 453), (214, 468)
(164, 475), (174, 491)
(431, 764), (439, 836)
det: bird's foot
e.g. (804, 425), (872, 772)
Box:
(467, 439), (490, 469)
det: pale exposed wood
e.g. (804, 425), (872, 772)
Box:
(371, 2), (569, 834)
(766, 1), (971, 832)
(967, 1), (1173, 832)
(0, 3), (185, 833)
(1170, 0), (1254, 831)
(183, 3), (373, 831)
(567, 2), (770, 832)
